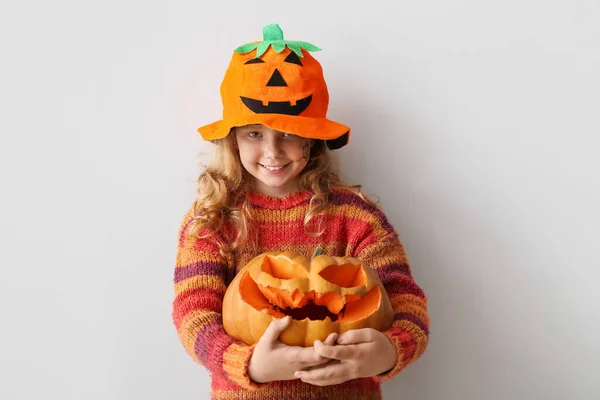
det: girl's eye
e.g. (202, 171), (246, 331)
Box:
(282, 132), (297, 138)
(248, 131), (261, 138)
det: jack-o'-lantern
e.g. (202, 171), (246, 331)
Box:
(197, 24), (350, 150)
(222, 248), (393, 347)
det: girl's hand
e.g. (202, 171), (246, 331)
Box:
(247, 316), (337, 383)
(295, 328), (398, 386)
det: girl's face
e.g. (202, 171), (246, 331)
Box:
(234, 124), (312, 197)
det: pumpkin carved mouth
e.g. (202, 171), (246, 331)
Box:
(238, 255), (383, 322)
(240, 94), (312, 116)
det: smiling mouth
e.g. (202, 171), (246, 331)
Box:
(240, 95), (312, 116)
(260, 163), (289, 171)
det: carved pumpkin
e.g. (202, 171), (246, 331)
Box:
(222, 249), (393, 347)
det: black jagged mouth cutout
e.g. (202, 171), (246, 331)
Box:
(240, 94), (312, 116)
(276, 301), (346, 322)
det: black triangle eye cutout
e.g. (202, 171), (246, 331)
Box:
(266, 68), (287, 87)
(284, 52), (303, 66)
(245, 58), (265, 64)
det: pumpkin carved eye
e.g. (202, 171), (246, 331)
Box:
(222, 249), (394, 347)
(244, 58), (265, 64)
(283, 51), (302, 66)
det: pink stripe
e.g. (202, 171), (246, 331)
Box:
(253, 215), (370, 248)
(172, 289), (223, 329)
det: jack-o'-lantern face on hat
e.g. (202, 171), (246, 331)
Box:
(234, 45), (326, 118)
(197, 24), (350, 150)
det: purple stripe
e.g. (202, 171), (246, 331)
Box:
(329, 191), (396, 234)
(174, 260), (226, 283)
(385, 279), (425, 297)
(394, 312), (429, 336)
(374, 263), (412, 283)
(195, 319), (234, 372)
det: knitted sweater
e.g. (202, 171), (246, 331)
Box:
(172, 189), (429, 400)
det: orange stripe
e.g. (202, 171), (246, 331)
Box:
(389, 294), (429, 325)
(176, 248), (223, 268)
(174, 276), (225, 296)
(235, 242), (348, 264)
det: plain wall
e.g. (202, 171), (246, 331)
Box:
(1, 0), (599, 399)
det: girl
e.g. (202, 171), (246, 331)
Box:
(172, 24), (429, 400)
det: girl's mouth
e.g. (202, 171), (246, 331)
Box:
(260, 163), (289, 173)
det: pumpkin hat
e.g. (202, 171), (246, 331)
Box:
(197, 24), (350, 150)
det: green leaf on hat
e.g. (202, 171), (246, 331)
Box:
(271, 41), (286, 52)
(233, 23), (321, 59)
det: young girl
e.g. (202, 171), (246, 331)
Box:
(172, 24), (429, 400)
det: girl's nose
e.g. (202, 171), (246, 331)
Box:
(263, 136), (282, 157)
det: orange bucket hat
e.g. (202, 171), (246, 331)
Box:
(197, 24), (350, 150)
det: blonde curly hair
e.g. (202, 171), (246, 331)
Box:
(189, 129), (374, 258)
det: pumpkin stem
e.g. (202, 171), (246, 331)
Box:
(311, 246), (324, 259)
(263, 23), (284, 41)
(233, 24), (321, 58)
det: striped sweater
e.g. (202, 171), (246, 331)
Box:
(172, 189), (429, 400)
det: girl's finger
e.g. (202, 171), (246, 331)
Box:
(336, 328), (377, 345)
(322, 332), (338, 346)
(299, 359), (340, 371)
(260, 316), (292, 345)
(295, 360), (348, 382)
(314, 340), (359, 360)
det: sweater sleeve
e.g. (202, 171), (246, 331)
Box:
(171, 206), (265, 389)
(353, 208), (430, 382)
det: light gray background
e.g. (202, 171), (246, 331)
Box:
(1, 1), (599, 399)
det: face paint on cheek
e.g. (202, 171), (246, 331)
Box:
(291, 144), (310, 163)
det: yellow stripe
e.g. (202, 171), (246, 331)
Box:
(211, 386), (383, 399)
(174, 275), (226, 296)
(222, 342), (258, 389)
(250, 206), (308, 223)
(363, 239), (409, 267)
(389, 294), (429, 325)
(176, 248), (223, 268)
(234, 242), (349, 267)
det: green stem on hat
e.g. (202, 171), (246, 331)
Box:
(263, 24), (284, 41)
(234, 23), (321, 58)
